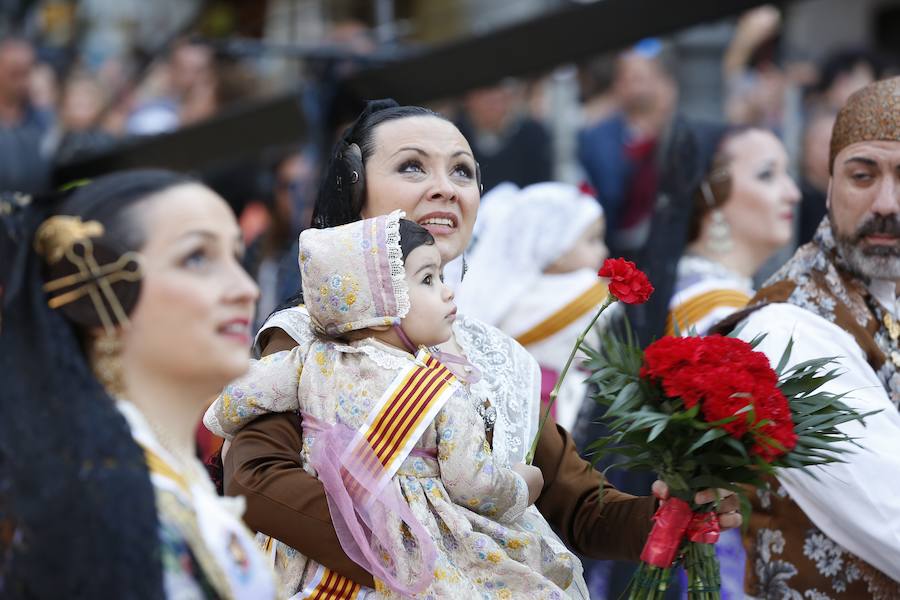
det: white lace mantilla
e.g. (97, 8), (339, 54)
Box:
(250, 307), (541, 466)
(452, 314), (541, 466)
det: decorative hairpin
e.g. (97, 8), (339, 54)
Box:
(34, 215), (142, 333)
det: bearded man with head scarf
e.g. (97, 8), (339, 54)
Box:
(718, 77), (900, 598)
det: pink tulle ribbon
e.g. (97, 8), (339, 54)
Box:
(302, 412), (437, 595)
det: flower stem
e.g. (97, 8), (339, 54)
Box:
(685, 541), (720, 600)
(526, 294), (616, 464)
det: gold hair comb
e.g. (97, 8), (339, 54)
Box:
(34, 215), (142, 333)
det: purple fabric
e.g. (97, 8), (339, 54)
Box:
(362, 217), (387, 319)
(392, 325), (420, 354)
(302, 412), (437, 595)
(409, 446), (438, 460)
(431, 349), (483, 385)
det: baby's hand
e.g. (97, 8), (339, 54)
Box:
(512, 463), (544, 505)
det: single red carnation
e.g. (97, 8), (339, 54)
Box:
(599, 258), (654, 304)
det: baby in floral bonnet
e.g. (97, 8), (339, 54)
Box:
(205, 210), (579, 599)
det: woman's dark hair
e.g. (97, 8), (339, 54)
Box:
(273, 100), (461, 317)
(0, 169), (193, 598)
(311, 99), (444, 230)
(626, 119), (732, 348)
(399, 218), (435, 262)
(685, 127), (750, 244)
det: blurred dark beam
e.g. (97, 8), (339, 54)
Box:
(53, 94), (306, 185)
(53, 0), (795, 182)
(348, 0), (793, 104)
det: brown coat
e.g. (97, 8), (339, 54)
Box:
(224, 334), (657, 588)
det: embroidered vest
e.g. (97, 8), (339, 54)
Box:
(722, 245), (900, 599)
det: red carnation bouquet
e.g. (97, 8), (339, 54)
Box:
(582, 324), (869, 599)
(527, 258), (868, 599)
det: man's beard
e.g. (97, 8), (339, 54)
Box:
(831, 212), (900, 280)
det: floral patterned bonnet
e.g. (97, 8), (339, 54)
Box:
(299, 210), (410, 336)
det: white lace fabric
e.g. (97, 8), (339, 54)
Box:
(384, 210), (410, 320)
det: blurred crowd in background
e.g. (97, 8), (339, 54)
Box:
(2, 1), (898, 285)
(3, 1), (900, 598)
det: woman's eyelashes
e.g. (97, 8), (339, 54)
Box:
(399, 159), (424, 174)
(181, 246), (211, 269)
(397, 158), (474, 180)
(755, 163), (776, 182)
(452, 163), (474, 179)
(180, 241), (243, 271)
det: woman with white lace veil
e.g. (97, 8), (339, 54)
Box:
(207, 100), (743, 599)
(456, 182), (611, 433)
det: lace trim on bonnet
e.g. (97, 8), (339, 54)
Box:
(385, 211), (410, 320)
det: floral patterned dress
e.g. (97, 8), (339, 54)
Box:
(207, 310), (590, 599)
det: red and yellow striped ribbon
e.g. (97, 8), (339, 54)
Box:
(292, 349), (458, 599)
(294, 565), (362, 600)
(665, 289), (751, 337)
(348, 351), (456, 488)
(515, 281), (608, 347)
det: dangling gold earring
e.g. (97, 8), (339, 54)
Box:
(707, 209), (733, 254)
(700, 180), (733, 254)
(92, 330), (126, 398)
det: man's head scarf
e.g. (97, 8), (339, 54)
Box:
(830, 76), (900, 173)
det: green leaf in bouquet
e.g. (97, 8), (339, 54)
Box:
(790, 391), (853, 415)
(779, 369), (843, 397)
(781, 356), (841, 379)
(647, 418), (669, 442)
(722, 437), (749, 460)
(693, 452), (751, 467)
(795, 433), (855, 452)
(686, 428), (729, 454)
(584, 366), (621, 384)
(775, 336), (795, 375)
(583, 435), (618, 454)
(668, 403), (701, 421)
(624, 411), (669, 433)
(795, 410), (865, 432)
(660, 471), (691, 494)
(697, 403), (751, 429)
(608, 380), (641, 414)
(745, 331), (767, 349)
(687, 474), (734, 493)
